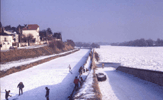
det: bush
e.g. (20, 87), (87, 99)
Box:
(56, 41), (65, 49)
(49, 40), (56, 49)
(94, 52), (99, 62)
(91, 43), (100, 48)
(67, 40), (75, 47)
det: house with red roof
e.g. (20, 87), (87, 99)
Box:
(22, 24), (40, 44)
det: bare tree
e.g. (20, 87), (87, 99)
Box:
(26, 34), (34, 46)
(22, 34), (34, 46)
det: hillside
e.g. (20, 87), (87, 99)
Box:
(0, 43), (74, 63)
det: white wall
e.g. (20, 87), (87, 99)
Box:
(0, 36), (13, 50)
(4, 30), (19, 43)
(22, 28), (40, 44)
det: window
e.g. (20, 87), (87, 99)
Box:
(4, 37), (7, 42)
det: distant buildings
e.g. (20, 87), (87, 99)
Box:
(0, 23), (14, 50)
(0, 22), (63, 50)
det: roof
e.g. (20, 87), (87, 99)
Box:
(0, 22), (11, 36)
(22, 24), (39, 30)
(0, 32), (13, 36)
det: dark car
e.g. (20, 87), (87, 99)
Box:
(96, 73), (107, 81)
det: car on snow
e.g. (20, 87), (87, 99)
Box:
(96, 73), (107, 81)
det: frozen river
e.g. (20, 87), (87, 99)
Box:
(95, 45), (163, 72)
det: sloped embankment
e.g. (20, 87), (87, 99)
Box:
(0, 44), (74, 63)
(0, 44), (76, 78)
(0, 49), (78, 78)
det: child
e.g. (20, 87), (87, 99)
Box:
(68, 64), (73, 74)
(45, 87), (50, 100)
(5, 90), (12, 100)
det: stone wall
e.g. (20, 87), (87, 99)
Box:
(116, 66), (163, 86)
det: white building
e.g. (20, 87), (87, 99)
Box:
(22, 24), (40, 44)
(4, 30), (19, 43)
(0, 31), (14, 50)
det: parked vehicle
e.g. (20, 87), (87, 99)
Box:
(9, 46), (17, 50)
(96, 73), (107, 81)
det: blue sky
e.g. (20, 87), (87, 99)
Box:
(1, 0), (163, 43)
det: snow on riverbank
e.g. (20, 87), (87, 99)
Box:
(95, 45), (163, 72)
(96, 67), (163, 100)
(80, 56), (92, 80)
(0, 49), (91, 100)
(0, 49), (78, 71)
(74, 70), (95, 99)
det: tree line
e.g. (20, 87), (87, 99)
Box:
(111, 38), (163, 46)
(75, 42), (100, 48)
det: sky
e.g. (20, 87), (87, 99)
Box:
(1, 0), (163, 43)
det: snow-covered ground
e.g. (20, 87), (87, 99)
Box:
(0, 49), (91, 100)
(96, 67), (163, 100)
(95, 45), (163, 72)
(74, 70), (95, 99)
(0, 49), (77, 71)
(74, 56), (96, 99)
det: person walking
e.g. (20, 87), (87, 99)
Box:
(17, 82), (24, 95)
(79, 76), (84, 86)
(5, 89), (12, 100)
(102, 63), (104, 68)
(78, 66), (83, 75)
(45, 87), (50, 100)
(73, 76), (80, 91)
(68, 64), (72, 74)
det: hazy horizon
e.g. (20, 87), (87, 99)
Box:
(1, 0), (163, 43)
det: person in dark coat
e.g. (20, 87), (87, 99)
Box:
(73, 76), (80, 91)
(17, 82), (24, 95)
(78, 66), (83, 75)
(5, 90), (12, 100)
(45, 87), (50, 100)
(79, 77), (84, 86)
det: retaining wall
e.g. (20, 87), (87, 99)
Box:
(116, 66), (163, 86)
